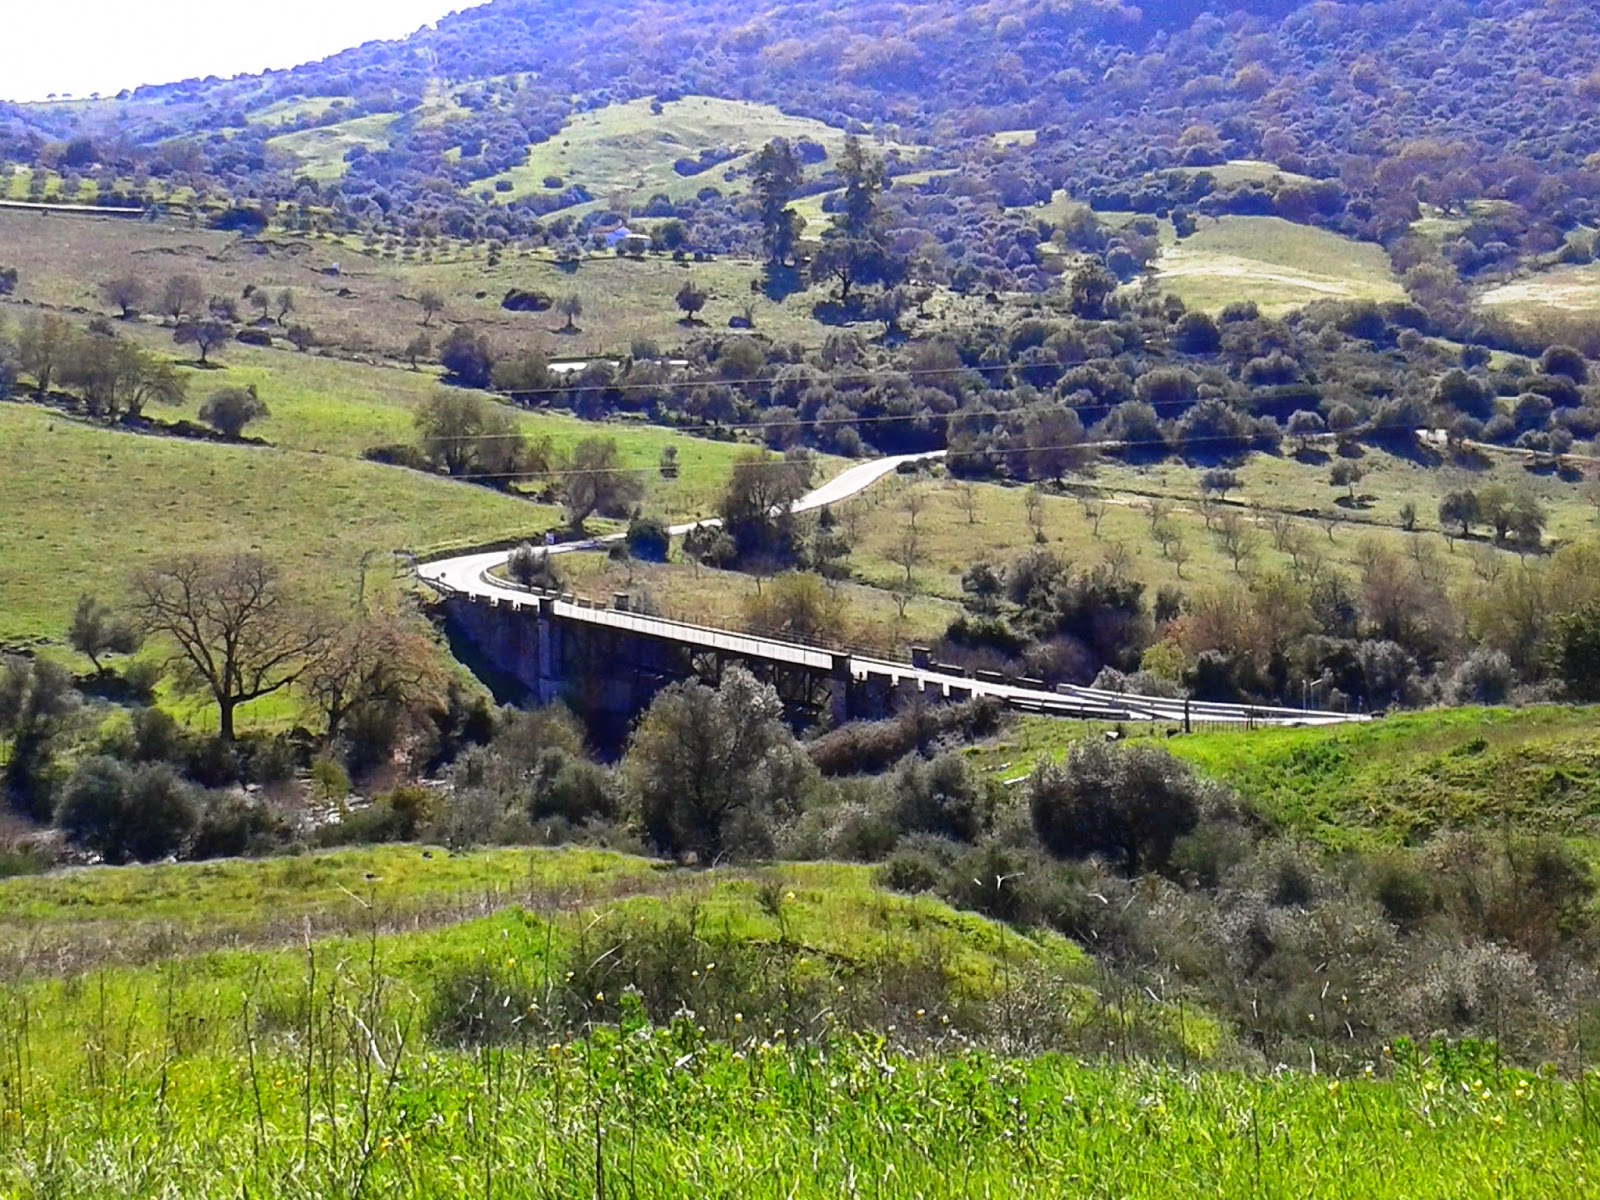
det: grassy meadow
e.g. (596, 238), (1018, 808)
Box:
(0, 402), (562, 644)
(1155, 215), (1405, 314)
(477, 95), (923, 212)
(1480, 260), (1600, 323)
(264, 112), (402, 181)
(0, 844), (1593, 1197)
(970, 705), (1600, 849)
(0, 204), (882, 354)
(839, 446), (1597, 609)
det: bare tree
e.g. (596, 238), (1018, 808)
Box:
(1102, 539), (1135, 579)
(889, 524), (925, 585)
(301, 610), (445, 748)
(404, 333), (431, 370)
(1024, 485), (1046, 540)
(160, 274), (205, 324)
(900, 487), (928, 534)
(1144, 498), (1174, 535)
(891, 579), (914, 621)
(418, 289), (446, 327)
(1267, 511), (1295, 552)
(1167, 533), (1191, 579)
(102, 275), (147, 319)
(1214, 510), (1260, 575)
(1080, 497), (1106, 538)
(955, 482), (980, 525)
(131, 553), (330, 742)
(1318, 510), (1343, 542)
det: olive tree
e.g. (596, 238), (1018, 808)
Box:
(621, 667), (816, 861)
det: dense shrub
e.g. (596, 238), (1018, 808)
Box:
(56, 757), (198, 864)
(1029, 742), (1223, 876)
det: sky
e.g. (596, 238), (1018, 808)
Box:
(2, 1), (490, 103)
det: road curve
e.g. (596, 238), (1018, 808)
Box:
(418, 450), (947, 595)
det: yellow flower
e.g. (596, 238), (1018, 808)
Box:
(734, 1013), (744, 1024)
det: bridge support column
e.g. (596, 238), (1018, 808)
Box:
(537, 597), (562, 706)
(830, 654), (851, 726)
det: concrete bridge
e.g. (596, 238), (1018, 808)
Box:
(417, 451), (1365, 740)
(428, 582), (1362, 744)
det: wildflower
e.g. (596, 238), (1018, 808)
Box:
(915, 1009), (925, 1021)
(1327, 1081), (1341, 1096)
(595, 991), (605, 1003)
(735, 1012), (744, 1024)
(785, 892), (796, 902)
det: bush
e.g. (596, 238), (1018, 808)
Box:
(316, 786), (437, 847)
(886, 754), (989, 843)
(1444, 648), (1515, 706)
(877, 833), (961, 894)
(625, 515), (671, 562)
(190, 792), (294, 859)
(1028, 742), (1221, 876)
(56, 757), (198, 864)
(507, 542), (563, 590)
(807, 699), (1004, 776)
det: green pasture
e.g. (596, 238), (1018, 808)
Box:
(266, 112), (400, 181)
(1156, 215), (1404, 314)
(0, 845), (1590, 1197)
(0, 402), (561, 644)
(975, 706), (1600, 849)
(840, 446), (1596, 612)
(477, 95), (923, 212)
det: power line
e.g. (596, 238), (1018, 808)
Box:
(435, 431), (1321, 483)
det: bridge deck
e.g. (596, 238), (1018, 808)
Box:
(445, 579), (1361, 729)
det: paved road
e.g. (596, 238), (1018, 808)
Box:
(417, 450), (1363, 728)
(419, 450), (948, 594)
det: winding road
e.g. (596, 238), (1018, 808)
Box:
(417, 450), (1364, 728)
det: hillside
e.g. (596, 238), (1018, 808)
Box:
(2, 844), (1595, 1197)
(2, 0), (1597, 301)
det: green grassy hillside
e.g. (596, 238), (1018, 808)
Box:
(1156, 216), (1405, 314)
(477, 95), (923, 213)
(976, 707), (1600, 849)
(0, 844), (1591, 1198)
(0, 402), (560, 644)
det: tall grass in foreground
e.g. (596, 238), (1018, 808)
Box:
(0, 1006), (1594, 1197)
(0, 893), (1596, 1198)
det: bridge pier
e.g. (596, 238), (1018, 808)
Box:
(831, 654), (852, 726)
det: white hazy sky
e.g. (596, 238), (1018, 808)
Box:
(3, 2), (490, 103)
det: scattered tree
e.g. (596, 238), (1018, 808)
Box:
(131, 553), (330, 743)
(68, 594), (142, 674)
(173, 319), (229, 366)
(404, 332), (431, 370)
(418, 288), (446, 326)
(674, 279), (709, 322)
(198, 384), (269, 438)
(1330, 460), (1364, 501)
(556, 436), (644, 530)
(102, 275), (147, 319)
(751, 139), (805, 268)
(159, 274), (205, 324)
